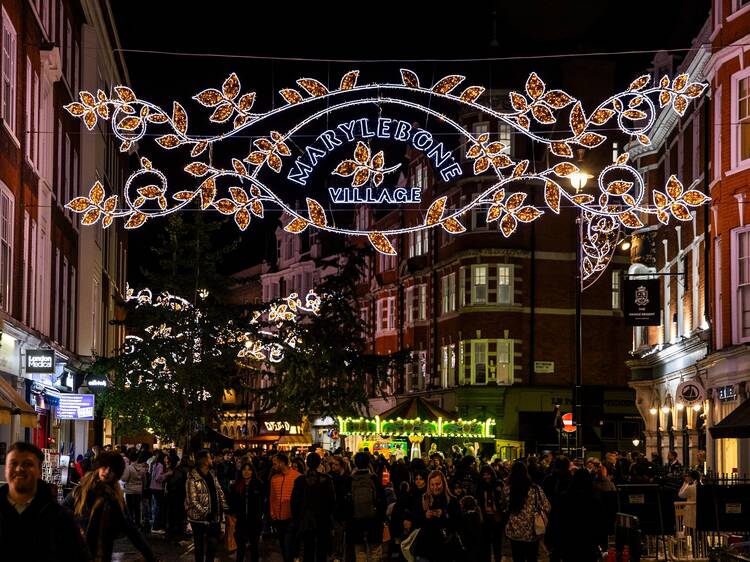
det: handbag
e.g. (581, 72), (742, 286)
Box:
(533, 486), (547, 536)
(400, 528), (420, 562)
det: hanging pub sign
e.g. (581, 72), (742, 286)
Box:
(676, 380), (704, 407)
(63, 69), (709, 290)
(25, 349), (55, 374)
(84, 373), (109, 392)
(623, 278), (661, 326)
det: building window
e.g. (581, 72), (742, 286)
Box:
(408, 230), (428, 257)
(378, 251), (396, 273)
(0, 183), (13, 312)
(442, 273), (456, 314)
(460, 338), (514, 385)
(377, 296), (395, 332)
(440, 344), (457, 388)
(612, 270), (621, 310)
(1, 8), (17, 133)
(472, 341), (487, 384)
(732, 70), (750, 170)
(498, 264), (513, 304)
(471, 265), (488, 304)
(732, 226), (750, 343)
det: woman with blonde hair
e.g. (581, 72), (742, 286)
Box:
(65, 451), (156, 562)
(411, 470), (462, 561)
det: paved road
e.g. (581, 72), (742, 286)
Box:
(112, 533), (283, 561)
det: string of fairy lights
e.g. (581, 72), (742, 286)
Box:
(64, 68), (708, 286)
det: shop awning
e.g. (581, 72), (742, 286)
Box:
(710, 399), (750, 439)
(379, 396), (454, 421)
(277, 435), (311, 446)
(243, 435), (280, 443)
(0, 377), (37, 427)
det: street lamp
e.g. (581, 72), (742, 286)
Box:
(632, 438), (640, 447)
(570, 167), (590, 458)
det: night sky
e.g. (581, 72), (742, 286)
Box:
(110, 0), (711, 284)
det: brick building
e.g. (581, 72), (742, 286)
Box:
(0, 0), (129, 462)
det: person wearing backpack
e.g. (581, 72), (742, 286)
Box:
(349, 451), (385, 562)
(290, 453), (336, 562)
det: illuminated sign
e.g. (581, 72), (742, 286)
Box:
(56, 394), (95, 420)
(64, 69), (709, 288)
(25, 350), (55, 374)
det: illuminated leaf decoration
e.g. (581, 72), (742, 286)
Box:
(103, 196), (118, 212)
(400, 69), (419, 88)
(210, 103), (233, 123)
(659, 91), (672, 108)
(306, 198), (327, 227)
(354, 142), (370, 164)
(234, 208), (251, 231)
(525, 72), (545, 100)
(80, 91), (96, 106)
(173, 191), (196, 201)
(284, 217), (309, 233)
(681, 190), (708, 206)
(200, 178), (216, 209)
(191, 141), (208, 157)
(474, 156), (490, 174)
(90, 182), (105, 205)
(499, 214), (517, 238)
(512, 161), (529, 177)
(65, 102), (86, 116)
(616, 152), (630, 165)
(657, 210), (670, 225)
(250, 200), (264, 218)
(232, 158), (247, 177)
(619, 211), (643, 228)
(368, 232), (396, 255)
(352, 168), (370, 187)
(425, 197), (447, 225)
(340, 70), (359, 90)
(510, 92), (528, 111)
(223, 73), (241, 99)
(157, 135), (181, 149)
(578, 133), (606, 147)
(672, 74), (689, 92)
(628, 74), (651, 91)
(195, 88), (223, 107)
(229, 187), (249, 205)
(238, 93), (255, 111)
(81, 208), (101, 225)
(173, 102), (188, 134)
(102, 215), (114, 229)
(671, 202), (692, 220)
(543, 90), (574, 108)
(570, 102), (586, 136)
(214, 198), (238, 215)
(666, 175), (683, 199)
(334, 160), (357, 176)
(125, 213), (147, 229)
(571, 194), (595, 205)
(487, 205), (503, 222)
(552, 162), (578, 177)
(459, 86), (485, 102)
(637, 135), (651, 146)
(119, 116), (140, 131)
(623, 109), (647, 120)
(672, 95), (688, 116)
(141, 157), (152, 170)
(280, 89), (303, 104)
(544, 180), (561, 214)
(114, 86), (136, 102)
(185, 162), (210, 177)
(516, 115), (530, 130)
(505, 192), (527, 211)
(590, 108), (615, 125)
(297, 78), (329, 97)
(550, 142), (573, 157)
(606, 181), (633, 195)
(441, 218), (466, 233)
(432, 75), (465, 95)
(531, 104), (556, 124)
(685, 83), (706, 98)
(515, 206), (543, 223)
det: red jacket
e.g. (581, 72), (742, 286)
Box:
(269, 468), (301, 521)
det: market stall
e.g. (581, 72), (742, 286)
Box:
(339, 396), (496, 458)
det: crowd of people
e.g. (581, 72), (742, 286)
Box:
(0, 440), (705, 562)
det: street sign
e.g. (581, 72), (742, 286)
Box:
(676, 380), (704, 407)
(562, 412), (576, 433)
(623, 278), (661, 326)
(534, 361), (555, 374)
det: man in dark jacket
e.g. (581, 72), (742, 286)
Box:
(290, 452), (335, 562)
(349, 452), (386, 562)
(0, 441), (91, 561)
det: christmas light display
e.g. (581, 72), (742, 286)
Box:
(338, 415), (496, 439)
(65, 69), (708, 286)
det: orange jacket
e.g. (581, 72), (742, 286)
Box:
(269, 468), (301, 521)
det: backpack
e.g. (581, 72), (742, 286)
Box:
(351, 471), (377, 520)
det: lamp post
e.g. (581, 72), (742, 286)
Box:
(568, 170), (591, 458)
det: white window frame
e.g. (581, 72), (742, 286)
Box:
(1, 8), (17, 136)
(692, 114), (701, 182)
(496, 339), (513, 385)
(92, 277), (100, 353)
(418, 284), (426, 320)
(70, 265), (76, 351)
(715, 235), (724, 348)
(62, 257), (68, 347)
(731, 225), (750, 344)
(730, 68), (750, 173)
(22, 210), (29, 323)
(376, 296), (396, 333)
(24, 56), (31, 160)
(498, 122), (512, 156)
(711, 86), (733, 180)
(471, 264), (488, 304)
(441, 273), (456, 314)
(0, 182), (13, 313)
(29, 219), (36, 329)
(498, 264), (513, 305)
